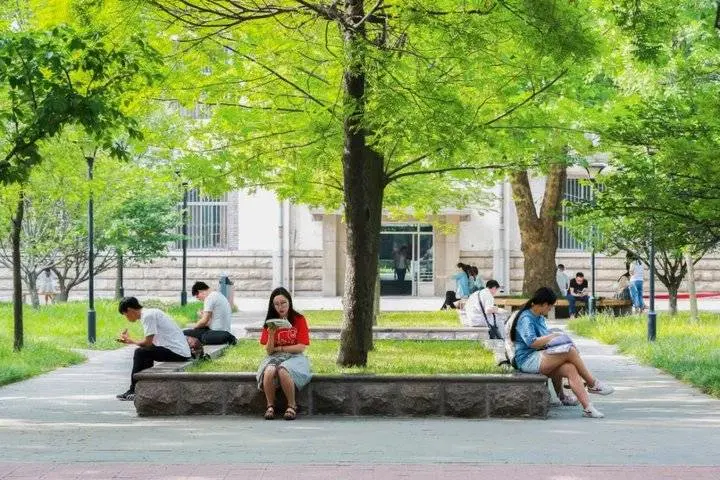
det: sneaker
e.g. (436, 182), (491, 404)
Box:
(560, 394), (579, 406)
(587, 380), (615, 395)
(582, 405), (605, 418)
(116, 390), (136, 401)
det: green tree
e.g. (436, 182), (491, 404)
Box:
(0, 21), (158, 350)
(149, 0), (600, 366)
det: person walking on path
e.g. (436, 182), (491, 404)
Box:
(511, 287), (615, 418)
(184, 281), (234, 344)
(629, 258), (646, 313)
(38, 268), (57, 305)
(257, 287), (312, 421)
(116, 297), (191, 401)
(556, 264), (570, 296)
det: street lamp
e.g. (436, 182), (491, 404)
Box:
(176, 171), (189, 306)
(586, 160), (607, 317)
(647, 147), (657, 341)
(82, 143), (97, 344)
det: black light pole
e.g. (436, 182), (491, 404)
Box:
(181, 180), (188, 306)
(586, 161), (607, 318)
(647, 233), (656, 341)
(86, 154), (96, 344)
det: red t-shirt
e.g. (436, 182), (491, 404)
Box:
(259, 314), (310, 347)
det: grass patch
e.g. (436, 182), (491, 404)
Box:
(191, 339), (501, 375)
(0, 337), (85, 386)
(570, 312), (720, 398)
(304, 310), (460, 328)
(0, 300), (202, 351)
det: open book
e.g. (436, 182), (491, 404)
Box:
(544, 333), (575, 354)
(265, 318), (292, 329)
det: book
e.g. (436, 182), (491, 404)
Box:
(544, 334), (575, 354)
(265, 318), (292, 329)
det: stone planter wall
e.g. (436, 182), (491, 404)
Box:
(243, 326), (490, 341)
(134, 370), (549, 418)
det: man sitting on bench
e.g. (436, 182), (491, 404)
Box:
(567, 272), (589, 319)
(184, 281), (236, 345)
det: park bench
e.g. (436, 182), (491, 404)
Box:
(494, 297), (632, 317)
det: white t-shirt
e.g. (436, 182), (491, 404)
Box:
(465, 290), (499, 327)
(631, 261), (644, 282)
(141, 308), (191, 358)
(204, 291), (232, 332)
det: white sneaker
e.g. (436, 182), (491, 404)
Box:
(560, 394), (579, 406)
(588, 380), (615, 395)
(583, 405), (605, 418)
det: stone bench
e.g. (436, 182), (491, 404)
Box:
(133, 369), (549, 418)
(243, 325), (489, 341)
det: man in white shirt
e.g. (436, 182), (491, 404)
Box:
(184, 281), (234, 344)
(556, 264), (570, 295)
(116, 297), (191, 401)
(465, 280), (507, 332)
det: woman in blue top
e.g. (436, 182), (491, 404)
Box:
(511, 287), (614, 418)
(453, 263), (471, 301)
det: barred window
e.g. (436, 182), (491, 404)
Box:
(176, 190), (228, 249)
(558, 178), (591, 251)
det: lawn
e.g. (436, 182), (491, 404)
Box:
(191, 339), (501, 375)
(0, 299), (203, 385)
(0, 339), (85, 386)
(303, 309), (461, 328)
(570, 312), (720, 398)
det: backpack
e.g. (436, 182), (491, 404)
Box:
(502, 310), (521, 369)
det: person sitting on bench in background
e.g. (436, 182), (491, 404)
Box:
(184, 281), (235, 345)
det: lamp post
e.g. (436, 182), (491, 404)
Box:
(180, 179), (189, 306)
(586, 161), (607, 318)
(84, 148), (96, 344)
(647, 147), (657, 341)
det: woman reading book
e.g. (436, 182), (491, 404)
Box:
(511, 287), (615, 418)
(257, 287), (312, 420)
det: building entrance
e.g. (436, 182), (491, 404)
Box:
(379, 224), (433, 296)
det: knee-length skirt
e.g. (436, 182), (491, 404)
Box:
(256, 352), (312, 390)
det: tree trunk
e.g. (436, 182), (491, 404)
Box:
(54, 271), (69, 303)
(11, 192), (24, 351)
(685, 250), (698, 322)
(667, 284), (678, 315)
(27, 274), (40, 309)
(510, 165), (567, 296)
(337, 0), (383, 367)
(115, 252), (124, 300)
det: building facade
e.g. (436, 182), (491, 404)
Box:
(1, 169), (718, 301)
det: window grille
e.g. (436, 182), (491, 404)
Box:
(558, 178), (591, 251)
(175, 190), (228, 249)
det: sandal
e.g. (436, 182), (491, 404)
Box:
(264, 405), (275, 420)
(283, 405), (297, 421)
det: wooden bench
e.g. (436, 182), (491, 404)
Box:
(494, 297), (632, 317)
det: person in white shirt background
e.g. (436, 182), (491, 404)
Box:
(629, 257), (646, 313)
(556, 264), (570, 295)
(465, 279), (506, 329)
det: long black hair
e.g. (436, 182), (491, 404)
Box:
(510, 287), (557, 341)
(265, 287), (301, 326)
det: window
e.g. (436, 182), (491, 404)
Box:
(558, 178), (591, 251)
(176, 190), (229, 249)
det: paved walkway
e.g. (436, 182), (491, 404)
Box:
(1, 306), (720, 478)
